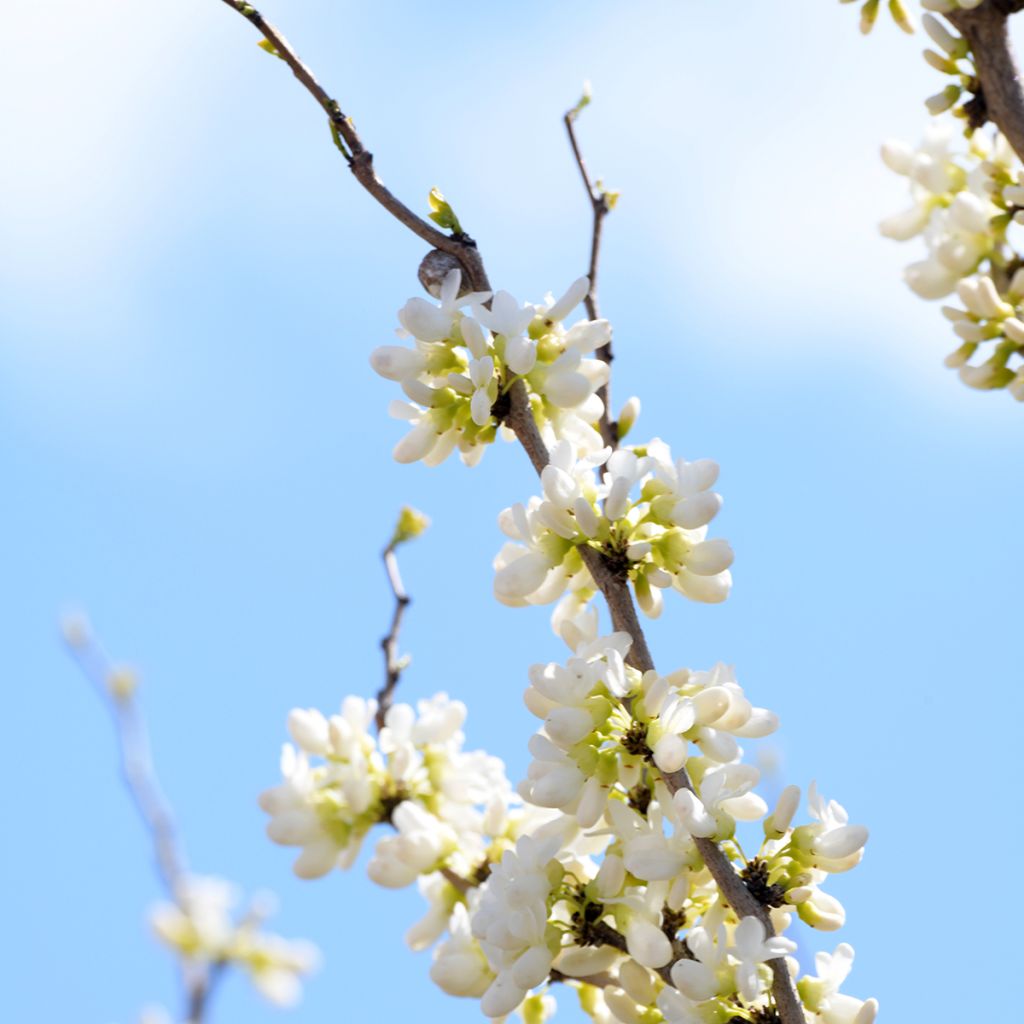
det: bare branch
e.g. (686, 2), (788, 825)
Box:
(217, 0), (491, 292)
(564, 96), (616, 448)
(950, 2), (1024, 162)
(64, 624), (187, 894)
(63, 620), (226, 1023)
(375, 543), (411, 732)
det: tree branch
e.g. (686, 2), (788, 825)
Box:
(64, 623), (187, 894)
(564, 98), (616, 448)
(217, 0), (491, 292)
(375, 543), (411, 732)
(63, 620), (226, 1024)
(549, 968), (615, 989)
(504, 380), (799, 1018)
(208, 8), (804, 1020)
(950, 2), (1024, 162)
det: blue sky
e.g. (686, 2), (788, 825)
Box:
(3, 2), (1022, 1022)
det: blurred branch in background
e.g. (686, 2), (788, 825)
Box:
(62, 614), (318, 1024)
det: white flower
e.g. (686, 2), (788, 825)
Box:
(801, 782), (869, 871)
(798, 943), (878, 1024)
(494, 437), (732, 618)
(672, 762), (765, 840)
(731, 916), (796, 1002)
(669, 922), (726, 1001)
(367, 801), (458, 888)
(471, 833), (562, 1017)
(606, 799), (693, 882)
(430, 904), (494, 998)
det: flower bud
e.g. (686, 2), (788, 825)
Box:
(813, 824), (869, 860)
(617, 396), (640, 440)
(618, 960), (656, 1006)
(604, 987), (643, 1024)
(624, 915), (673, 969)
(764, 785), (801, 838)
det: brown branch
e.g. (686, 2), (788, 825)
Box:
(502, 383), (797, 1014)
(186, 961), (227, 1024)
(217, 0), (491, 292)
(439, 865), (475, 895)
(375, 544), (411, 732)
(564, 100), (616, 448)
(207, 9), (803, 1020)
(549, 968), (615, 989)
(949, 2), (1024, 162)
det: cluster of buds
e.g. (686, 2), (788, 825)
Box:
(859, 3), (1024, 400)
(941, 273), (1024, 394)
(259, 693), (514, 881)
(150, 876), (320, 1007)
(371, 271), (612, 466)
(494, 437), (732, 620)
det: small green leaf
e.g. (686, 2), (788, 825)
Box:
(390, 506), (431, 548)
(257, 38), (282, 58)
(569, 80), (592, 120)
(427, 187), (463, 234)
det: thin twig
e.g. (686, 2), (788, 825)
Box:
(64, 624), (226, 1023)
(65, 633), (187, 894)
(548, 968), (615, 989)
(217, 0), (491, 292)
(375, 544), (411, 732)
(949, 2), (1024, 162)
(207, 9), (804, 1020)
(564, 101), (616, 448)
(186, 961), (228, 1024)
(439, 866), (474, 895)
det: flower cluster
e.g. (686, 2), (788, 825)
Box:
(150, 875), (320, 1007)
(258, 266), (879, 1023)
(259, 693), (513, 881)
(262, 649), (874, 1022)
(494, 438), (733, 620)
(371, 270), (612, 466)
(867, 6), (1024, 398)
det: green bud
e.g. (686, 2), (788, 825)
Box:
(522, 994), (548, 1024)
(888, 0), (915, 34)
(860, 0), (880, 34)
(107, 664), (139, 701)
(616, 397), (640, 439)
(390, 506), (430, 547)
(427, 187), (463, 234)
(923, 48), (959, 75)
(925, 84), (962, 116)
(578, 983), (601, 1016)
(257, 38), (283, 59)
(798, 977), (828, 1013)
(569, 81), (592, 119)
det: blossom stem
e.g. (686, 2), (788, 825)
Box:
(563, 101), (616, 448)
(375, 543), (411, 732)
(216, 0), (492, 292)
(65, 628), (227, 1023)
